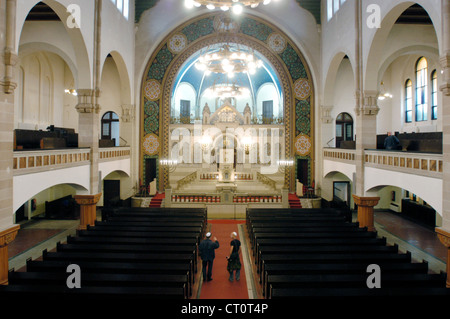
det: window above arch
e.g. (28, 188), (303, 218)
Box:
(405, 79), (412, 123)
(415, 57), (427, 122)
(431, 69), (437, 120)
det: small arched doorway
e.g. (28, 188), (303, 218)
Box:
(335, 112), (353, 148)
(101, 111), (120, 146)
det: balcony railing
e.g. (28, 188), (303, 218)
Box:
(13, 148), (91, 175)
(13, 146), (131, 176)
(323, 148), (356, 163)
(99, 146), (131, 162)
(323, 147), (443, 179)
(364, 150), (443, 178)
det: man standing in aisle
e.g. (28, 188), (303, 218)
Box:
(199, 232), (220, 282)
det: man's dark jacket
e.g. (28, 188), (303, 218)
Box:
(199, 238), (220, 261)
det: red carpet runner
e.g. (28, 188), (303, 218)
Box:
(199, 220), (249, 299)
(288, 193), (302, 208)
(149, 193), (164, 207)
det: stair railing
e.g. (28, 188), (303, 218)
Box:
(176, 171), (198, 190)
(256, 171), (277, 190)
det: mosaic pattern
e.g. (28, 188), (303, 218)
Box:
(281, 44), (307, 80)
(240, 17), (273, 42)
(144, 100), (159, 117)
(144, 115), (159, 133)
(267, 33), (287, 54)
(294, 134), (312, 156)
(296, 116), (310, 135)
(144, 79), (161, 101)
(143, 133), (160, 156)
(181, 17), (215, 42)
(141, 13), (314, 190)
(294, 78), (312, 100)
(168, 33), (188, 54)
(296, 100), (310, 117)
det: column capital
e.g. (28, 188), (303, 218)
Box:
(320, 105), (333, 124)
(121, 104), (135, 122)
(352, 195), (380, 207)
(440, 55), (450, 96)
(75, 89), (101, 113)
(361, 91), (380, 116)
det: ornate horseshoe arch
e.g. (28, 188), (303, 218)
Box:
(140, 12), (314, 192)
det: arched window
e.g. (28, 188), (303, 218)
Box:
(415, 57), (427, 122)
(405, 79), (412, 123)
(431, 69), (437, 120)
(101, 111), (120, 146)
(335, 112), (353, 148)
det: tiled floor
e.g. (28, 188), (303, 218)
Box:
(7, 210), (448, 275)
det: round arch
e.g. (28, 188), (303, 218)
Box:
(323, 51), (355, 106)
(103, 51), (132, 106)
(13, 182), (88, 214)
(17, 0), (92, 89)
(364, 1), (441, 92)
(140, 12), (315, 192)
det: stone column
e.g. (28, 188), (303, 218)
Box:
(0, 0), (19, 285)
(74, 194), (102, 230)
(76, 89), (101, 194)
(352, 195), (379, 232)
(354, 92), (379, 195)
(436, 0), (450, 288)
(440, 0), (450, 231)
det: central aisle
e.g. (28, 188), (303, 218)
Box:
(199, 220), (249, 299)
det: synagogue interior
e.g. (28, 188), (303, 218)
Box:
(0, 0), (449, 305)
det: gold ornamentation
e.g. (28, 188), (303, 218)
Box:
(144, 79), (162, 101)
(294, 134), (311, 156)
(294, 78), (311, 100)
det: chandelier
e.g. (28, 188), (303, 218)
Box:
(195, 44), (263, 77)
(204, 82), (251, 99)
(185, 0), (276, 14)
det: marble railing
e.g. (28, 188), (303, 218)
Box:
(13, 146), (131, 176)
(13, 148), (91, 175)
(98, 146), (131, 162)
(323, 147), (443, 179)
(364, 149), (443, 178)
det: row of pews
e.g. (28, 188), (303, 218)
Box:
(0, 207), (207, 300)
(247, 208), (450, 299)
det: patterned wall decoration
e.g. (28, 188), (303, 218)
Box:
(141, 12), (314, 191)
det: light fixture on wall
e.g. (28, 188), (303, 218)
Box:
(185, 0), (278, 14)
(64, 89), (77, 96)
(378, 81), (392, 100)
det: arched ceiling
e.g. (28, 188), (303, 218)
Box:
(135, 0), (321, 24)
(172, 42), (282, 102)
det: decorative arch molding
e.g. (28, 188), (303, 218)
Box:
(140, 12), (315, 191)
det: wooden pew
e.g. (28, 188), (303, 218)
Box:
(9, 270), (190, 299)
(270, 287), (450, 298)
(266, 273), (447, 298)
(0, 284), (185, 299)
(261, 261), (430, 293)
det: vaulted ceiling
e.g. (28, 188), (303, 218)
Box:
(134, 0), (321, 24)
